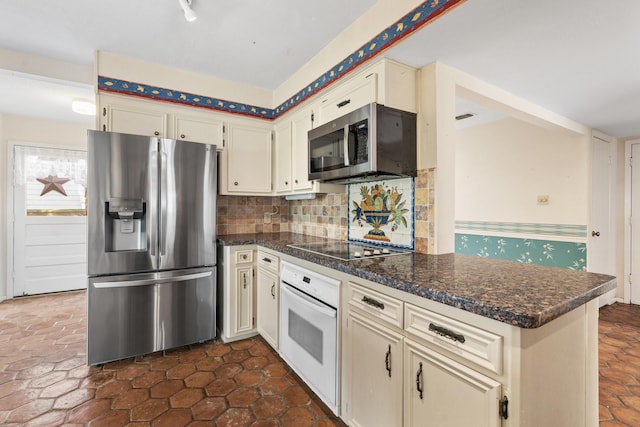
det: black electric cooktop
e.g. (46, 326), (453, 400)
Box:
(288, 241), (411, 261)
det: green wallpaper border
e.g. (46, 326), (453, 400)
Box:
(455, 233), (587, 271)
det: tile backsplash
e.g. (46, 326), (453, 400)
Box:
(216, 168), (435, 254)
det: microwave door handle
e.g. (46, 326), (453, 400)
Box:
(343, 125), (350, 166)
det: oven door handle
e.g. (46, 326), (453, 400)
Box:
(281, 282), (336, 318)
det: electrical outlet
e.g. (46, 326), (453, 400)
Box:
(537, 195), (549, 205)
(263, 212), (271, 224)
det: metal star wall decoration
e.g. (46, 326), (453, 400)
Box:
(37, 175), (70, 196)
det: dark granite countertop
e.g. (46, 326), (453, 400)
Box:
(217, 232), (617, 329)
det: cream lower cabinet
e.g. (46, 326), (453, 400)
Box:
(256, 250), (280, 349)
(344, 282), (503, 427)
(345, 311), (403, 427)
(218, 245), (257, 343)
(404, 338), (501, 427)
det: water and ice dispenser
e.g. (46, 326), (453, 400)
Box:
(105, 198), (146, 251)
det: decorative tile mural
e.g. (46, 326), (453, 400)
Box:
(98, 0), (465, 120)
(348, 178), (414, 249)
(455, 234), (587, 271)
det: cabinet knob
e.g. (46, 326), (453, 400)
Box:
(285, 181), (288, 185)
(295, 179), (299, 184)
(234, 181), (239, 186)
(180, 134), (186, 139)
(154, 131), (160, 136)
(242, 254), (247, 260)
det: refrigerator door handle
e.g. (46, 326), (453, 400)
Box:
(159, 150), (168, 256)
(93, 271), (213, 289)
(149, 149), (159, 258)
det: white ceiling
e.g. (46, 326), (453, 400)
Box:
(0, 0), (639, 137)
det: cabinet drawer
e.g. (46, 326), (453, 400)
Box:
(257, 252), (279, 274)
(318, 73), (377, 124)
(404, 303), (503, 374)
(348, 282), (403, 329)
(235, 250), (254, 264)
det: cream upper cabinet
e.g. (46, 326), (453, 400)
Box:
(220, 121), (273, 195)
(174, 115), (224, 148)
(101, 101), (167, 137)
(99, 94), (225, 149)
(404, 338), (502, 427)
(317, 58), (416, 126)
(274, 120), (293, 193)
(290, 107), (316, 192)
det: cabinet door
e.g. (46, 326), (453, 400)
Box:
(106, 104), (167, 137)
(291, 108), (315, 191)
(404, 338), (502, 427)
(235, 265), (255, 335)
(345, 311), (403, 427)
(274, 121), (292, 193)
(175, 115), (224, 148)
(226, 123), (272, 193)
(257, 268), (279, 349)
(317, 73), (377, 125)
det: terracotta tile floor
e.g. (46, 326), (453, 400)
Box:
(0, 290), (345, 426)
(599, 303), (640, 426)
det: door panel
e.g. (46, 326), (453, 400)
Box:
(11, 144), (87, 296)
(404, 338), (501, 427)
(159, 138), (216, 270)
(88, 131), (157, 275)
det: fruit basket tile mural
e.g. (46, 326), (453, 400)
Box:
(348, 177), (414, 249)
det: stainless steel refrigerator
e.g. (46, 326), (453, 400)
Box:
(87, 130), (217, 365)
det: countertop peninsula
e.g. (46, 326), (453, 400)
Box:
(217, 232), (616, 329)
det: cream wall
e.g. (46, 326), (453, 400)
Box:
(455, 117), (587, 224)
(418, 62), (591, 253)
(0, 114), (90, 299)
(273, 0), (424, 106)
(97, 51), (273, 108)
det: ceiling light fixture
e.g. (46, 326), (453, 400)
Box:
(71, 98), (96, 116)
(178, 0), (197, 22)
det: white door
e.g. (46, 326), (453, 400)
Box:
(9, 143), (88, 296)
(589, 135), (616, 306)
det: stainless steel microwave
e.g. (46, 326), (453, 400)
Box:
(308, 103), (417, 184)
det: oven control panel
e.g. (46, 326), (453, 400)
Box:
(280, 261), (340, 307)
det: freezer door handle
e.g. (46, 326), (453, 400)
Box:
(93, 271), (212, 289)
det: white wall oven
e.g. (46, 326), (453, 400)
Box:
(279, 261), (341, 414)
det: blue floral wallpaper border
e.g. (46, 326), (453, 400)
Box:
(98, 0), (466, 120)
(455, 234), (587, 271)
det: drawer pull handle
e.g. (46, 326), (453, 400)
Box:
(362, 296), (385, 310)
(243, 273), (247, 289)
(337, 99), (351, 108)
(385, 345), (392, 377)
(416, 362), (424, 400)
(262, 257), (272, 263)
(429, 323), (466, 344)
